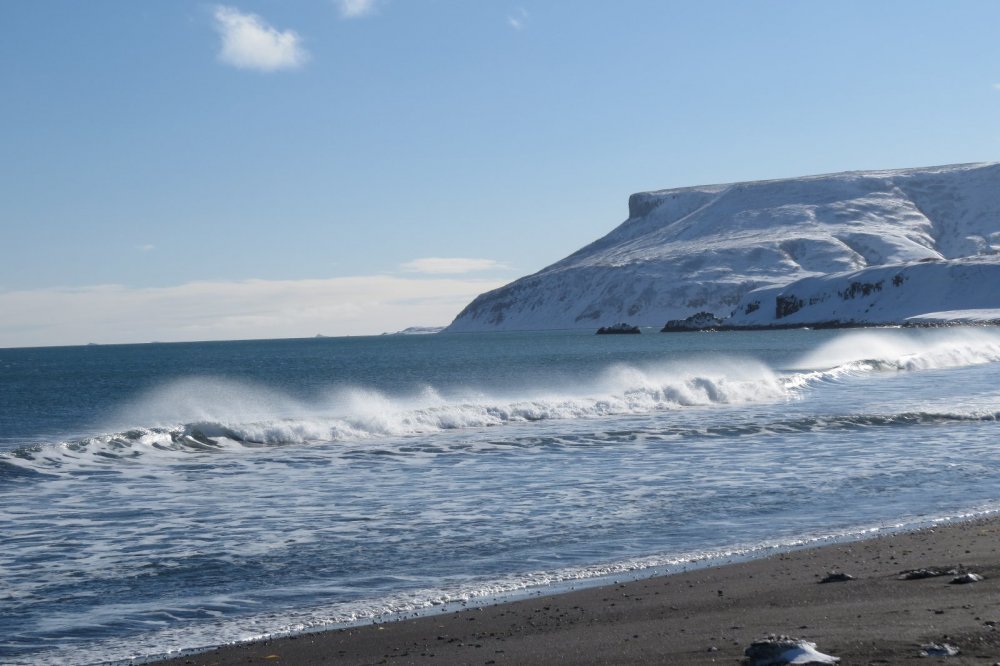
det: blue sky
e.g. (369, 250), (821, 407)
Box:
(2, 0), (999, 346)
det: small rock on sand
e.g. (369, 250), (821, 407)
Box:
(919, 643), (960, 657)
(819, 572), (854, 583)
(898, 568), (948, 580)
(743, 635), (839, 665)
(949, 572), (984, 584)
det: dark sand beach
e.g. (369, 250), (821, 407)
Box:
(155, 516), (1000, 665)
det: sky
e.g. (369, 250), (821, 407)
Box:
(2, 0), (1000, 347)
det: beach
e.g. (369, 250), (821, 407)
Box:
(155, 514), (1000, 665)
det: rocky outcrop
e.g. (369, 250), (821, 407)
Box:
(596, 322), (641, 334)
(661, 311), (724, 332)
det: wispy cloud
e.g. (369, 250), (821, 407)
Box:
(400, 258), (509, 275)
(213, 5), (308, 72)
(336, 0), (378, 19)
(993, 83), (1000, 91)
(0, 276), (504, 347)
(137, 244), (155, 252)
(507, 8), (528, 30)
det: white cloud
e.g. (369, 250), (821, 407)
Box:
(993, 83), (1000, 90)
(508, 8), (528, 30)
(337, 0), (377, 19)
(0, 275), (504, 348)
(137, 244), (155, 252)
(213, 6), (308, 72)
(400, 257), (509, 274)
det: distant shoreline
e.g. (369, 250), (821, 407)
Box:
(152, 513), (1000, 665)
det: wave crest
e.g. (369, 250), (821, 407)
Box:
(5, 328), (1000, 474)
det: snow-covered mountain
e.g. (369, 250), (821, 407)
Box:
(446, 162), (1000, 331)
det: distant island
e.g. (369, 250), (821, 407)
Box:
(444, 163), (1000, 332)
(596, 322), (641, 334)
(383, 326), (445, 336)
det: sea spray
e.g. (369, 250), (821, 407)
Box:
(794, 328), (1000, 373)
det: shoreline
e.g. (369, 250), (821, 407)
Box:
(151, 515), (1000, 665)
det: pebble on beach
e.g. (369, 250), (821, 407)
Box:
(919, 642), (960, 657)
(898, 568), (952, 580)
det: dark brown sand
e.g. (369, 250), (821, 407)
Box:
(154, 516), (1000, 665)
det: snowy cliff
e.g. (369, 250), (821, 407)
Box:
(446, 162), (1000, 331)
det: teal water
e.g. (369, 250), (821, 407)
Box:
(3, 328), (1000, 664)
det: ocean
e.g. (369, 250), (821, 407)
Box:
(3, 328), (1000, 665)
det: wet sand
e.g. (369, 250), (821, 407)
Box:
(154, 516), (1000, 665)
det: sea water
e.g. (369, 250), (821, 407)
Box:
(3, 328), (1000, 665)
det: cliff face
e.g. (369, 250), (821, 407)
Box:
(446, 163), (1000, 332)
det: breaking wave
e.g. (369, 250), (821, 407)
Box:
(0, 360), (785, 471)
(793, 328), (1000, 374)
(5, 407), (997, 477)
(4, 327), (1000, 474)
